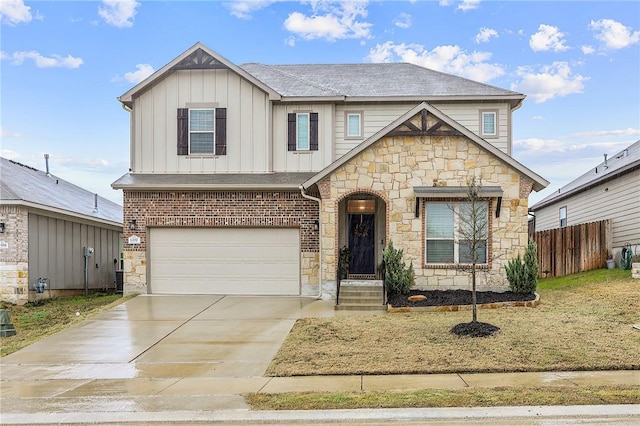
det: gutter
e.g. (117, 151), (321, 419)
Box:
(299, 185), (322, 299)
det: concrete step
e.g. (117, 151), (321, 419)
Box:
(339, 296), (384, 305)
(340, 280), (383, 287)
(335, 303), (387, 311)
(338, 289), (382, 298)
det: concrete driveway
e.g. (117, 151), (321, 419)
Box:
(1, 295), (335, 381)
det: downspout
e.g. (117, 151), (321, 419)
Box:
(299, 185), (322, 299)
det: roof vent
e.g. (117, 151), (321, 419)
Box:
(93, 193), (99, 214)
(603, 153), (608, 169)
(44, 154), (51, 177)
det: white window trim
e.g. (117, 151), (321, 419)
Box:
(559, 206), (567, 228)
(189, 108), (216, 155)
(345, 111), (364, 140)
(425, 201), (489, 265)
(296, 112), (310, 151)
(480, 110), (498, 139)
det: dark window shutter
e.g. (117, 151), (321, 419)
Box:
(287, 113), (297, 151)
(177, 108), (189, 155)
(215, 108), (227, 155)
(310, 112), (319, 151)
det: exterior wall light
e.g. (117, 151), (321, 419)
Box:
(129, 219), (137, 230)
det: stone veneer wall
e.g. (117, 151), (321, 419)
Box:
(122, 190), (320, 295)
(319, 129), (532, 296)
(0, 205), (29, 305)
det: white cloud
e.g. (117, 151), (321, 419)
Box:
(514, 138), (566, 153)
(124, 63), (154, 83)
(457, 0), (481, 12)
(581, 45), (595, 55)
(0, 0), (32, 25)
(284, 1), (372, 42)
(393, 12), (412, 29)
(511, 62), (587, 103)
(3, 50), (83, 68)
(475, 27), (498, 44)
(367, 41), (504, 83)
(0, 127), (22, 138)
(589, 19), (640, 50)
(98, 0), (139, 28)
(530, 24), (569, 52)
(227, 0), (276, 19)
(570, 128), (640, 139)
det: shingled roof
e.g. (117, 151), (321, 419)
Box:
(0, 157), (122, 225)
(530, 140), (640, 210)
(240, 62), (524, 101)
(119, 42), (525, 107)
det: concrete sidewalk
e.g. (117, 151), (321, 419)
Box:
(1, 370), (638, 424)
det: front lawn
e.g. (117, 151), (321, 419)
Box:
(0, 293), (133, 357)
(267, 269), (639, 376)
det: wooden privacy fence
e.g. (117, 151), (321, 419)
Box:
(531, 219), (611, 278)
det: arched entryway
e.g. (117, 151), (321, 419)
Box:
(338, 192), (387, 279)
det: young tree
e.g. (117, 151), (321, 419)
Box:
(454, 176), (489, 323)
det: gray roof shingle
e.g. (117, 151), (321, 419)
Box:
(239, 62), (523, 99)
(0, 157), (123, 225)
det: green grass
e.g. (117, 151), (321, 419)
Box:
(246, 386), (640, 410)
(1, 293), (134, 357)
(537, 268), (631, 290)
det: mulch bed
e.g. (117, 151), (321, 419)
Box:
(387, 289), (536, 308)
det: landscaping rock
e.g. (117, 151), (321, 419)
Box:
(408, 295), (427, 302)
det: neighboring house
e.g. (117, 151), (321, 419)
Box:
(112, 42), (548, 299)
(529, 140), (640, 264)
(0, 157), (123, 305)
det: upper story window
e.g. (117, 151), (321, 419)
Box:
(480, 110), (498, 138)
(559, 206), (567, 228)
(177, 107), (226, 156)
(189, 109), (214, 154)
(345, 111), (363, 139)
(425, 201), (489, 265)
(288, 112), (318, 151)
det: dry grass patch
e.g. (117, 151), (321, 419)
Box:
(246, 386), (640, 410)
(1, 293), (134, 357)
(267, 269), (639, 376)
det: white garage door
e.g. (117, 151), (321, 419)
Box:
(149, 228), (300, 295)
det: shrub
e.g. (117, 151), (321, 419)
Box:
(506, 240), (538, 294)
(382, 241), (415, 295)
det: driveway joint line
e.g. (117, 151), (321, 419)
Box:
(457, 373), (470, 387)
(128, 296), (227, 363)
(256, 377), (273, 394)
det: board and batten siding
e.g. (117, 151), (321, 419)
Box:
(533, 169), (640, 248)
(132, 69), (271, 173)
(272, 103), (334, 172)
(28, 213), (122, 291)
(334, 102), (512, 158)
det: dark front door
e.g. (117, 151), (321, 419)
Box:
(348, 214), (375, 275)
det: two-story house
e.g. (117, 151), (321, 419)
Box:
(112, 42), (548, 300)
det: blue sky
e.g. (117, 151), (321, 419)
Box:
(1, 0), (639, 206)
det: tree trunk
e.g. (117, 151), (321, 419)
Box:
(472, 264), (477, 323)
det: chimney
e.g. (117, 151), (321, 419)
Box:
(44, 154), (51, 176)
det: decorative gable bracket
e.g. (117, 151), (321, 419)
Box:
(387, 109), (463, 137)
(172, 48), (230, 71)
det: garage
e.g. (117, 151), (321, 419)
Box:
(149, 228), (300, 295)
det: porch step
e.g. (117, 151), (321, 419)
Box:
(335, 281), (386, 312)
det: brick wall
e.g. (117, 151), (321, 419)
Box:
(122, 190), (320, 294)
